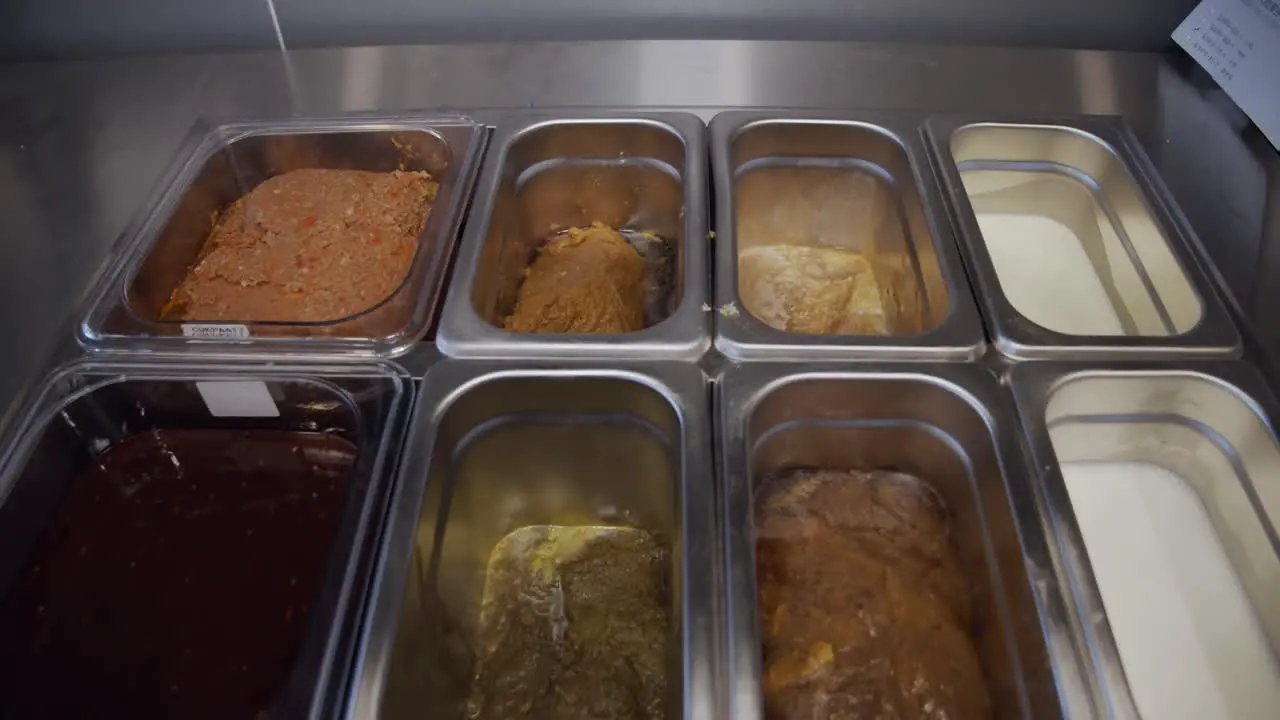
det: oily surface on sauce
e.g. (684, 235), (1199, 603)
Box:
(755, 469), (993, 719)
(0, 429), (356, 720)
(504, 223), (647, 334)
(166, 168), (437, 323)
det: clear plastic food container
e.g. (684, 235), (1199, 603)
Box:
(437, 112), (710, 360)
(0, 359), (413, 718)
(719, 364), (1085, 719)
(77, 116), (486, 359)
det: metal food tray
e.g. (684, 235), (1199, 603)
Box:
(76, 115), (487, 359)
(1008, 361), (1280, 718)
(711, 111), (986, 360)
(716, 363), (1088, 720)
(16, 102), (1278, 720)
(924, 115), (1241, 360)
(437, 111), (711, 361)
(347, 360), (716, 719)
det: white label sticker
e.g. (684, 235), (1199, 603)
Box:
(1174, 0), (1280, 150)
(182, 323), (251, 339)
(196, 381), (280, 418)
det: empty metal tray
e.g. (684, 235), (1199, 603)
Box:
(1010, 362), (1280, 719)
(436, 112), (710, 360)
(711, 111), (985, 360)
(925, 116), (1239, 360)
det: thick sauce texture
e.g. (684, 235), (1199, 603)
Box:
(755, 469), (992, 719)
(166, 168), (437, 323)
(0, 429), (356, 719)
(468, 525), (669, 719)
(504, 223), (647, 334)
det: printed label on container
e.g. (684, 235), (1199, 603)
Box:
(182, 323), (251, 339)
(196, 381), (280, 418)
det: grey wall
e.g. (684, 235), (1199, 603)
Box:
(3, 0), (1199, 58)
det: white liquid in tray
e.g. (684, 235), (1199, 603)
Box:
(977, 213), (1124, 335)
(1062, 461), (1280, 720)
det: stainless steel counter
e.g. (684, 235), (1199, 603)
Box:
(1, 39), (1278, 720)
(0, 39), (1276, 415)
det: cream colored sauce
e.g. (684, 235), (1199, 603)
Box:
(977, 213), (1124, 335)
(1062, 461), (1280, 720)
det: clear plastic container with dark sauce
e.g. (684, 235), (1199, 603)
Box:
(0, 360), (411, 719)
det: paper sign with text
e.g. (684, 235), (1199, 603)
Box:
(1174, 0), (1280, 150)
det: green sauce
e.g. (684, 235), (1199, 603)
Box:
(467, 525), (669, 720)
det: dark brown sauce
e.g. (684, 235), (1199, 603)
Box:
(0, 429), (356, 720)
(755, 469), (992, 720)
